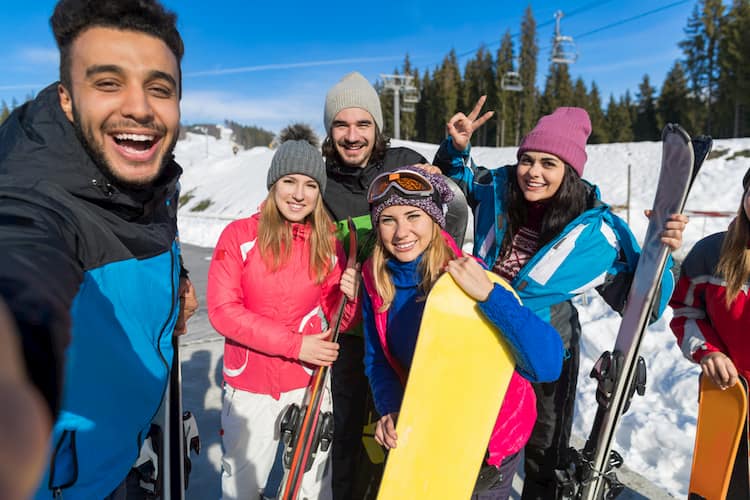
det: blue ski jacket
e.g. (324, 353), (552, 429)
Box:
(0, 84), (182, 499)
(433, 138), (674, 326)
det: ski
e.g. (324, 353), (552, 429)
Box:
(163, 338), (186, 499)
(276, 216), (358, 500)
(557, 124), (712, 500)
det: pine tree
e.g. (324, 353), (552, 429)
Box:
(496, 30), (520, 147)
(657, 61), (695, 134)
(463, 46), (496, 146)
(415, 68), (430, 142)
(539, 62), (573, 115)
(400, 54), (418, 141)
(519, 5), (539, 140)
(679, 0), (725, 135)
(717, 0), (750, 137)
(588, 82), (608, 144)
(622, 90), (637, 135)
(572, 78), (588, 109)
(434, 50), (461, 142)
(606, 94), (634, 143)
(633, 75), (660, 141)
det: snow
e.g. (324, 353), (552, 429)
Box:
(174, 129), (750, 498)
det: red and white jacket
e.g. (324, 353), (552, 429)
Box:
(207, 212), (358, 398)
(670, 231), (750, 381)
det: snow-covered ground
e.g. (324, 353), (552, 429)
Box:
(174, 128), (750, 498)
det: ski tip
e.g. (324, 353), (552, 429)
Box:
(662, 123), (691, 144)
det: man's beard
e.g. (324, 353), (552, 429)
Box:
(71, 105), (177, 191)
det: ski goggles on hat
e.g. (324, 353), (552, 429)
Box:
(367, 168), (436, 204)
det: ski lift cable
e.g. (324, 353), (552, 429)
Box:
(574, 0), (689, 41)
(455, 0), (616, 60)
(453, 0), (687, 63)
(537, 0), (689, 56)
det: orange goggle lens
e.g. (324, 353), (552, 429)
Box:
(367, 170), (435, 204)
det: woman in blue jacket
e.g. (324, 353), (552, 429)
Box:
(432, 98), (688, 499)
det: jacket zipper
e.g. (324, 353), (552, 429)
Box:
(146, 245), (178, 428)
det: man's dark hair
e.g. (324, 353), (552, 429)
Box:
(321, 126), (390, 167)
(50, 0), (184, 92)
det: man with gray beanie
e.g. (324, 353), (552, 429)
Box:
(320, 71), (426, 500)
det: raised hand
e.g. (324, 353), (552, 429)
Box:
(299, 329), (339, 367)
(446, 95), (495, 151)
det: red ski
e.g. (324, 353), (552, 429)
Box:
(277, 217), (358, 500)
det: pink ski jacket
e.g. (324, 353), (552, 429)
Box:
(207, 212), (358, 398)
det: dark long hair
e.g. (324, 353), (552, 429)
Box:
(321, 126), (390, 166)
(500, 164), (589, 259)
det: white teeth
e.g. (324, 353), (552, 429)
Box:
(114, 133), (155, 142)
(527, 181), (545, 187)
(395, 241), (416, 250)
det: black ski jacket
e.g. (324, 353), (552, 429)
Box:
(0, 83), (183, 498)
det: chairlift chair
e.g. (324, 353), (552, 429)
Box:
(551, 36), (578, 64)
(550, 10), (578, 65)
(402, 87), (420, 104)
(501, 71), (523, 92)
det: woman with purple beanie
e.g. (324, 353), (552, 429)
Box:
(432, 99), (688, 499)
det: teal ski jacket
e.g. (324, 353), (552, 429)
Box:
(433, 138), (674, 326)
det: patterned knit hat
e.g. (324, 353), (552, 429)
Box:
(517, 107), (592, 177)
(266, 140), (326, 191)
(369, 166), (454, 229)
(324, 72), (384, 132)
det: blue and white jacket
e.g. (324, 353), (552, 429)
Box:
(0, 84), (182, 499)
(433, 138), (674, 333)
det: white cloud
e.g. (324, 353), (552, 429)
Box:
(185, 55), (401, 77)
(19, 47), (59, 65)
(0, 84), (47, 91)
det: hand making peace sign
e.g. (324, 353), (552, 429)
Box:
(446, 95), (495, 151)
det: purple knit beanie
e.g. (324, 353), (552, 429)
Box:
(517, 107), (592, 177)
(370, 166), (454, 229)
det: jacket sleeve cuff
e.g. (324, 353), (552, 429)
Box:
(692, 343), (720, 363)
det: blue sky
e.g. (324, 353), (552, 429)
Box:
(0, 0), (695, 134)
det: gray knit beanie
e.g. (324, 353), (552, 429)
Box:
(324, 72), (383, 132)
(266, 140), (327, 192)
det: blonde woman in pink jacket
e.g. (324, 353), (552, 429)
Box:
(207, 138), (359, 500)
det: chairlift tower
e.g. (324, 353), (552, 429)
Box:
(380, 74), (419, 140)
(551, 10), (578, 65)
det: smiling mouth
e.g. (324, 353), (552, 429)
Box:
(111, 132), (161, 157)
(341, 142), (366, 151)
(525, 180), (546, 189)
(394, 241), (417, 251)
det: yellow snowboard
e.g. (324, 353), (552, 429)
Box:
(688, 374), (749, 500)
(377, 271), (517, 500)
